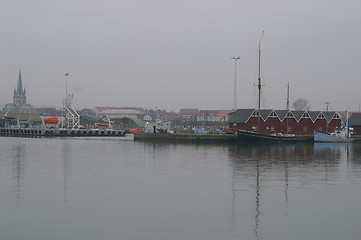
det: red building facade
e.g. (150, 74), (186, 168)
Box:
(229, 109), (343, 135)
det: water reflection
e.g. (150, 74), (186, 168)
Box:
(313, 142), (353, 161)
(12, 142), (25, 203)
(62, 141), (72, 204)
(228, 142), (357, 240)
(254, 153), (260, 240)
(2, 138), (361, 240)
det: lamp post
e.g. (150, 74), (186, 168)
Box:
(324, 101), (330, 111)
(231, 56), (240, 110)
(324, 101), (330, 133)
(65, 73), (69, 103)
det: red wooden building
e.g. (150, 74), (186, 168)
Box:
(228, 109), (343, 135)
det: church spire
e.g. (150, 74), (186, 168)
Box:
(13, 69), (27, 107)
(16, 70), (25, 95)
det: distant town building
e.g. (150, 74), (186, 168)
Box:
(178, 109), (199, 121)
(37, 107), (62, 116)
(159, 113), (177, 121)
(196, 110), (234, 122)
(144, 121), (171, 133)
(218, 110), (234, 122)
(93, 107), (145, 119)
(3, 70), (36, 114)
(196, 110), (219, 122)
(177, 109), (233, 124)
(143, 114), (152, 121)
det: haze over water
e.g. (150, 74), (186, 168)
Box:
(1, 136), (361, 240)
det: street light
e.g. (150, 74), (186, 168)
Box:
(324, 101), (330, 111)
(231, 56), (240, 110)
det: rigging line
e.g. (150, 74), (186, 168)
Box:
(244, 53), (259, 85)
(260, 81), (268, 107)
(237, 54), (258, 109)
(249, 89), (269, 109)
(248, 89), (258, 109)
(242, 32), (266, 110)
(243, 47), (262, 109)
(261, 92), (268, 109)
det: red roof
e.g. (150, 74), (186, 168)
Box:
(94, 106), (144, 111)
(178, 109), (199, 115)
(218, 110), (234, 116)
(160, 113), (177, 121)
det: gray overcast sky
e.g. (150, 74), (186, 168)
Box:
(1, 0), (360, 111)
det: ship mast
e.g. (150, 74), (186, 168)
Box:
(257, 31), (264, 132)
(346, 110), (350, 138)
(286, 81), (290, 133)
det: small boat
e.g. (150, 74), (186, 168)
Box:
(129, 128), (144, 134)
(314, 111), (353, 142)
(95, 122), (115, 127)
(314, 128), (353, 142)
(95, 118), (116, 128)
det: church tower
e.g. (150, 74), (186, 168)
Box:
(3, 70), (35, 114)
(13, 70), (27, 107)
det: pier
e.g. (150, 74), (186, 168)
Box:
(0, 128), (126, 137)
(134, 132), (238, 143)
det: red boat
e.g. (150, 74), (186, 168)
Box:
(95, 122), (116, 127)
(129, 128), (144, 134)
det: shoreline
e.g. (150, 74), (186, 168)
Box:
(134, 132), (315, 143)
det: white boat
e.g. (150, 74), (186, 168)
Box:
(314, 110), (353, 142)
(313, 130), (353, 142)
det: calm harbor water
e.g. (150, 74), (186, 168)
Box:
(1, 136), (361, 240)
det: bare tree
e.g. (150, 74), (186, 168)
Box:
(292, 98), (311, 111)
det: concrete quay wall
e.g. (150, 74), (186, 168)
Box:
(0, 128), (126, 137)
(134, 133), (238, 142)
